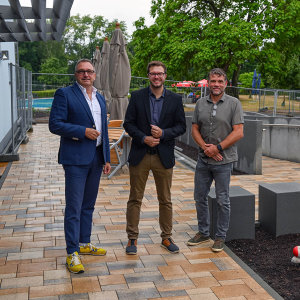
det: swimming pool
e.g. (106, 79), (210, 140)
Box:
(32, 98), (53, 108)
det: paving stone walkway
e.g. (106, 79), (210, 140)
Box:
(1, 123), (299, 299)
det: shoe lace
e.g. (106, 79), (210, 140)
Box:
(168, 238), (175, 244)
(88, 243), (96, 251)
(129, 239), (136, 246)
(71, 253), (81, 265)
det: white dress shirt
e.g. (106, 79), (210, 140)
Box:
(77, 82), (102, 146)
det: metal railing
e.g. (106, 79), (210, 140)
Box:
(32, 72), (75, 92)
(30, 73), (300, 116)
(4, 63), (33, 157)
(226, 86), (300, 117)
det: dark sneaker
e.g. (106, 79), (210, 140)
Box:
(212, 239), (224, 252)
(187, 232), (210, 246)
(161, 238), (179, 253)
(126, 239), (137, 255)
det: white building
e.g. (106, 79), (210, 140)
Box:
(0, 0), (74, 160)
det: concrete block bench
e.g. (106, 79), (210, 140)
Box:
(259, 182), (300, 237)
(208, 186), (255, 241)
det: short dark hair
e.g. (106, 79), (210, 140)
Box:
(208, 68), (227, 82)
(147, 61), (167, 74)
(75, 59), (94, 72)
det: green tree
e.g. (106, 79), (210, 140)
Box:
(19, 15), (130, 76)
(63, 15), (129, 72)
(131, 0), (268, 84)
(130, 0), (300, 89)
(239, 72), (264, 89)
(38, 57), (70, 86)
(19, 41), (47, 72)
(257, 0), (300, 89)
(19, 40), (67, 73)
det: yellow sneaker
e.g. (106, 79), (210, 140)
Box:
(66, 251), (84, 274)
(79, 243), (107, 256)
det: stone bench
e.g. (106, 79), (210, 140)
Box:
(259, 182), (300, 237)
(208, 186), (255, 241)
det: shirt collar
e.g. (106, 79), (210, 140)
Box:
(76, 82), (97, 95)
(149, 86), (166, 99)
(207, 92), (226, 103)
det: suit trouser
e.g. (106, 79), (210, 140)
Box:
(63, 146), (104, 254)
(126, 153), (173, 240)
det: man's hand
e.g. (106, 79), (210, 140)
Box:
(151, 125), (162, 138)
(103, 162), (111, 174)
(85, 128), (100, 140)
(212, 153), (223, 161)
(144, 136), (160, 147)
(204, 143), (223, 161)
(204, 143), (218, 157)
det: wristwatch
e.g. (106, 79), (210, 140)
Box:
(217, 144), (223, 152)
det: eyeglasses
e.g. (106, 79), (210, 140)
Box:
(148, 72), (165, 77)
(76, 70), (95, 75)
(212, 104), (217, 117)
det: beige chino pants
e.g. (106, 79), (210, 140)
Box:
(126, 153), (173, 240)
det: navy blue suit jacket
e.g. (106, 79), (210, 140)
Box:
(49, 83), (110, 165)
(123, 87), (186, 169)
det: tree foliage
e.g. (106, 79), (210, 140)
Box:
(239, 72), (264, 89)
(258, 0), (300, 89)
(130, 0), (300, 89)
(38, 57), (69, 85)
(18, 15), (129, 84)
(62, 15), (129, 72)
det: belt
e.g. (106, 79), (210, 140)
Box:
(146, 147), (158, 155)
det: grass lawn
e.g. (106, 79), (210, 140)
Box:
(185, 94), (300, 115)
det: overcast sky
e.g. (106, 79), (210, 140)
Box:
(18, 0), (155, 36)
(70, 0), (154, 36)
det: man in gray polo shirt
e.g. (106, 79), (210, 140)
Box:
(187, 68), (244, 252)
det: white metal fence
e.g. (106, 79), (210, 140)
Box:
(31, 73), (300, 117)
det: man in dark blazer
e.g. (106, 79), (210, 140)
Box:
(123, 61), (186, 255)
(49, 59), (111, 274)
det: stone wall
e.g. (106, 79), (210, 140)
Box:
(178, 112), (262, 174)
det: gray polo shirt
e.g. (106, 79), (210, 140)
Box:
(192, 93), (244, 165)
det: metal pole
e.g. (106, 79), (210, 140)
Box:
(22, 67), (26, 135)
(273, 90), (278, 117)
(9, 63), (15, 154)
(292, 91), (295, 113)
(28, 70), (33, 127)
(288, 92), (291, 115)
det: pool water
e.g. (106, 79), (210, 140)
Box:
(32, 98), (53, 108)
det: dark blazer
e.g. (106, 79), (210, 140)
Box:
(49, 83), (110, 165)
(123, 87), (186, 169)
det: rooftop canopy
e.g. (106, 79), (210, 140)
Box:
(0, 0), (74, 42)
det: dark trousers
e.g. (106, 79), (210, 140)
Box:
(63, 146), (104, 254)
(126, 153), (173, 240)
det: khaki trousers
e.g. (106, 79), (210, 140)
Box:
(126, 153), (173, 240)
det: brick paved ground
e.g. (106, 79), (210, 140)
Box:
(1, 123), (299, 299)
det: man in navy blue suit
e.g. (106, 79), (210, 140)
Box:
(123, 61), (186, 255)
(49, 59), (111, 274)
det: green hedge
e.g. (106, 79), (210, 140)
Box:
(33, 89), (56, 98)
